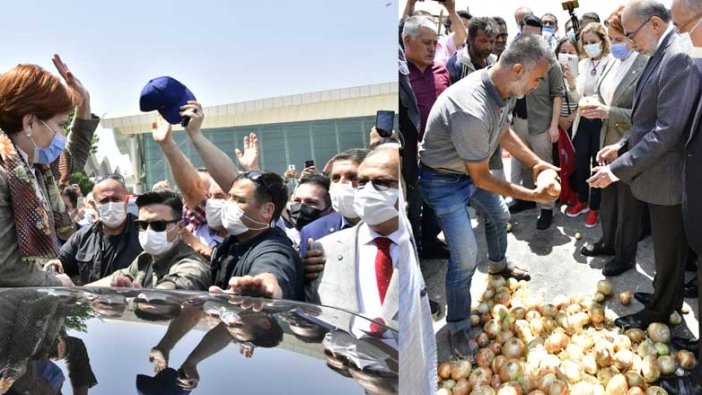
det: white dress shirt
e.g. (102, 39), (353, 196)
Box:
(356, 223), (400, 318)
(577, 54), (612, 97)
(600, 52), (639, 106)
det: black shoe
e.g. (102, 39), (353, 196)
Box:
(685, 277), (699, 298)
(509, 199), (536, 214)
(614, 312), (650, 329)
(536, 209), (553, 230)
(634, 292), (652, 306)
(672, 337), (700, 354)
(581, 241), (615, 257)
(659, 375), (702, 395)
(602, 259), (635, 277)
(429, 299), (443, 321)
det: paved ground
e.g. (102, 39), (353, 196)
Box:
(421, 160), (699, 361)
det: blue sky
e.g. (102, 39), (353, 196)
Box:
(1, 0), (397, 116)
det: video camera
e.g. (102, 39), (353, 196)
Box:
(562, 0), (581, 42)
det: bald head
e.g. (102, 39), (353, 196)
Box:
(92, 178), (128, 204)
(360, 144), (401, 181)
(515, 6), (534, 26)
(622, 0), (671, 55)
(671, 0), (702, 45)
(623, 0), (670, 24)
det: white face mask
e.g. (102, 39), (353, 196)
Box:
(352, 182), (399, 226)
(330, 183), (359, 219)
(97, 201), (127, 228)
(680, 17), (702, 52)
(221, 200), (269, 236)
(205, 199), (225, 229)
(138, 227), (177, 256)
(584, 42), (603, 58)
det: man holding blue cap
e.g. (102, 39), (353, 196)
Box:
(140, 77), (196, 125)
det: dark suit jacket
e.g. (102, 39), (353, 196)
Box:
(299, 212), (347, 258)
(684, 57), (702, 253)
(610, 31), (701, 205)
(399, 48), (421, 186)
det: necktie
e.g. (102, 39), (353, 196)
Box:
(374, 237), (393, 304)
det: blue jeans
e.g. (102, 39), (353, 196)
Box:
(419, 167), (510, 333)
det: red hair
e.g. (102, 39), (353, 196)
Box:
(605, 6), (627, 35)
(0, 64), (80, 134)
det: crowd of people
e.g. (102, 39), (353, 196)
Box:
(400, 0), (702, 392)
(3, 0), (702, 392)
(0, 48), (406, 372)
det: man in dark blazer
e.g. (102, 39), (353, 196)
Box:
(588, 0), (701, 329)
(580, 45), (648, 277)
(659, 0), (702, 393)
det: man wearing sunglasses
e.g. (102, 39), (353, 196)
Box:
(305, 143), (401, 335)
(108, 191), (211, 290)
(59, 175), (142, 285)
(175, 101), (303, 300)
(589, 0), (701, 331)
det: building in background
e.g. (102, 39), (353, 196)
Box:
(101, 82), (397, 193)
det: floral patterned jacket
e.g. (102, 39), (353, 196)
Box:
(0, 115), (99, 286)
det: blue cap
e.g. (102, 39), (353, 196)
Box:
(139, 77), (196, 124)
(136, 368), (191, 395)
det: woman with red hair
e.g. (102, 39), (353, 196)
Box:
(0, 54), (98, 286)
(577, 7), (648, 277)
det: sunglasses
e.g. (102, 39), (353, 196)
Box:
(135, 219), (179, 232)
(242, 171), (273, 198)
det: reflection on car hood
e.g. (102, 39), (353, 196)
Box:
(0, 287), (398, 395)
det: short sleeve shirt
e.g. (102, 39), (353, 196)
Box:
(418, 69), (515, 174)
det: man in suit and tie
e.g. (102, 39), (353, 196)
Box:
(588, 0), (701, 329)
(658, 1), (702, 393)
(579, 7), (648, 277)
(305, 143), (401, 333)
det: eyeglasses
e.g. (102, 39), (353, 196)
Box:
(40, 120), (59, 137)
(625, 17), (652, 41)
(95, 173), (126, 184)
(135, 219), (179, 232)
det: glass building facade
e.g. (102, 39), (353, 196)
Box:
(140, 116), (377, 190)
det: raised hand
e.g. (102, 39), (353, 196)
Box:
(179, 100), (205, 134)
(152, 115), (173, 144)
(235, 132), (260, 171)
(52, 54), (90, 117)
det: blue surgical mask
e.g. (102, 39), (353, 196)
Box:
(611, 42), (631, 60)
(31, 120), (67, 164)
(543, 27), (555, 36)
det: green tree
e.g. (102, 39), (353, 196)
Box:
(69, 171), (94, 196)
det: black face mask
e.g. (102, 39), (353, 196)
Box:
(288, 203), (326, 231)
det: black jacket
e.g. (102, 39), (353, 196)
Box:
(211, 227), (303, 301)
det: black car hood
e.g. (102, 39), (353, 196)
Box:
(0, 287), (398, 395)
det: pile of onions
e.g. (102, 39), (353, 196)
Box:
(435, 275), (698, 395)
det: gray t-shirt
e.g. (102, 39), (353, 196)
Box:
(419, 69), (515, 174)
